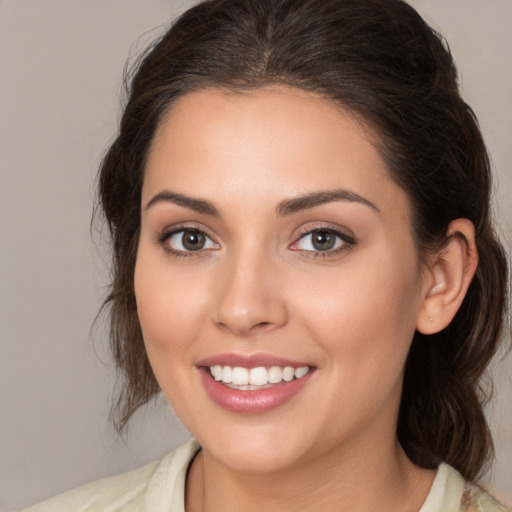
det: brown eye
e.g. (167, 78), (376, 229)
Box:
(310, 230), (337, 251)
(182, 230), (206, 251)
(162, 228), (219, 253)
(291, 227), (355, 255)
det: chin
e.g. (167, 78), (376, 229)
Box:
(191, 417), (321, 474)
(211, 439), (306, 474)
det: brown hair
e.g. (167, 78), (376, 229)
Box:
(97, 0), (509, 481)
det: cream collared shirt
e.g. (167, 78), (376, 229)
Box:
(23, 440), (511, 512)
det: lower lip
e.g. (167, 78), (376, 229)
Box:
(199, 368), (314, 413)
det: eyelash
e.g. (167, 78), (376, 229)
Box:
(157, 225), (218, 258)
(292, 226), (356, 259)
(157, 225), (356, 259)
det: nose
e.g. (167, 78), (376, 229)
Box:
(212, 249), (288, 337)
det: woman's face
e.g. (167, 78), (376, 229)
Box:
(135, 86), (430, 473)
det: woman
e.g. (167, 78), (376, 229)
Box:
(24, 0), (510, 510)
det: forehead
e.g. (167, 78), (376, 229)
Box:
(143, 86), (411, 221)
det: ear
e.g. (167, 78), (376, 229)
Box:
(416, 219), (478, 335)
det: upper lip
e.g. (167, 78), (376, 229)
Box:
(196, 353), (312, 368)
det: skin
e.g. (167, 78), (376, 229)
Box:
(134, 86), (476, 511)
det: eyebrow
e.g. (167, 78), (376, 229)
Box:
(145, 188), (380, 217)
(145, 191), (220, 216)
(276, 189), (380, 216)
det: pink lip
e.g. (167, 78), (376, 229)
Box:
(196, 352), (309, 368)
(196, 353), (315, 414)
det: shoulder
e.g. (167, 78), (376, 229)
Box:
(21, 462), (158, 512)
(22, 440), (200, 512)
(460, 480), (512, 512)
(425, 463), (511, 512)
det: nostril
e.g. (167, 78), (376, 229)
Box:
(215, 319), (275, 337)
(252, 321), (273, 332)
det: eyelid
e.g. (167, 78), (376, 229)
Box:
(157, 223), (220, 255)
(289, 224), (356, 254)
(155, 222), (355, 258)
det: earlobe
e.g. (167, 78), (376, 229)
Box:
(417, 219), (478, 335)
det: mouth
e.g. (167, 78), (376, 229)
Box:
(207, 364), (312, 390)
(197, 354), (316, 413)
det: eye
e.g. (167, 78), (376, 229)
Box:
(160, 228), (219, 254)
(292, 228), (354, 253)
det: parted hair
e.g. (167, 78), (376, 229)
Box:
(97, 0), (509, 481)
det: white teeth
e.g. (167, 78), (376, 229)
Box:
(231, 367), (249, 386)
(282, 366), (295, 382)
(209, 365), (310, 388)
(222, 366), (232, 383)
(212, 365), (223, 381)
(249, 367), (268, 385)
(268, 366), (283, 384)
(295, 366), (309, 379)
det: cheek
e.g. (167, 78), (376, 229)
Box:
(292, 249), (422, 376)
(133, 249), (215, 417)
(134, 248), (208, 363)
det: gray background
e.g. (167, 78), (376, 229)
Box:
(0, 1), (510, 510)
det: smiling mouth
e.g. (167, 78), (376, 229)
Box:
(207, 365), (312, 390)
